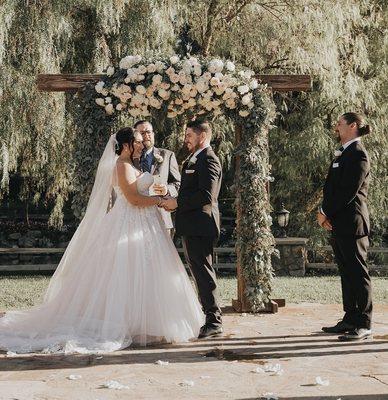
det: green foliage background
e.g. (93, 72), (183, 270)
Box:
(0, 0), (387, 245)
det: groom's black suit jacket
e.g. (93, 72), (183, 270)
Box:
(175, 147), (222, 238)
(322, 140), (370, 236)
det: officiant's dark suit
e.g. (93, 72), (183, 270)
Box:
(322, 138), (372, 330)
(175, 145), (222, 331)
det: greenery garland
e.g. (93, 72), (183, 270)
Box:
(72, 54), (276, 309)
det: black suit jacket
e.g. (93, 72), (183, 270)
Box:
(175, 147), (222, 237)
(322, 140), (370, 236)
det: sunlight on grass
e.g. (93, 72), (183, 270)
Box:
(0, 275), (387, 311)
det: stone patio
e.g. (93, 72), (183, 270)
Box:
(0, 303), (387, 399)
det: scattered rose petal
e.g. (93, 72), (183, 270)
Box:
(262, 393), (278, 400)
(100, 380), (130, 390)
(67, 375), (82, 380)
(179, 380), (195, 387)
(251, 367), (265, 373)
(264, 363), (284, 375)
(200, 375), (211, 379)
(315, 376), (330, 386)
(241, 313), (248, 317)
(155, 360), (169, 366)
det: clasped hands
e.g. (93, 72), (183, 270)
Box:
(317, 211), (332, 231)
(152, 184), (177, 212)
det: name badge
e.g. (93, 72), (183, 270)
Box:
(332, 162), (339, 168)
(185, 169), (195, 174)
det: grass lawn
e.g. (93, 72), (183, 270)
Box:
(1, 274), (387, 311)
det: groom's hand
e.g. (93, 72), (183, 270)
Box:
(317, 212), (332, 231)
(160, 198), (177, 212)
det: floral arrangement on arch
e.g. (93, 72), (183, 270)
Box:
(93, 54), (268, 120)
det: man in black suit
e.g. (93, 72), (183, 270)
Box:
(318, 112), (372, 341)
(161, 120), (223, 338)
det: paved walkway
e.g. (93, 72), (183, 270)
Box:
(0, 303), (387, 399)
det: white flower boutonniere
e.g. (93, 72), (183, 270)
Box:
(188, 155), (197, 166)
(154, 154), (164, 164)
(334, 150), (343, 157)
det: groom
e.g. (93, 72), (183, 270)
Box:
(134, 120), (181, 234)
(161, 119), (223, 339)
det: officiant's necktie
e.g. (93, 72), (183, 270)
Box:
(141, 152), (153, 173)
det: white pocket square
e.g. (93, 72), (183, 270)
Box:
(185, 169), (195, 174)
(332, 162), (339, 168)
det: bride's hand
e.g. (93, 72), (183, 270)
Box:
(160, 198), (177, 211)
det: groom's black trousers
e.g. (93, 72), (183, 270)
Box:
(182, 236), (222, 327)
(330, 233), (372, 329)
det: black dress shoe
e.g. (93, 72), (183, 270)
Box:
(198, 325), (223, 339)
(322, 320), (355, 333)
(338, 328), (372, 341)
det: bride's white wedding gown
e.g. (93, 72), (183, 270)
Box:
(0, 169), (204, 354)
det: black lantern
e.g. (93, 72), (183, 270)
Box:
(276, 203), (290, 238)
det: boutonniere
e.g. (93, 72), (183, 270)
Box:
(154, 154), (164, 164)
(187, 155), (197, 166)
(334, 150), (343, 157)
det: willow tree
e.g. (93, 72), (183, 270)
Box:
(182, 0), (388, 244)
(0, 0), (178, 224)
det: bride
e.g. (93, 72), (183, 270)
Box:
(0, 128), (204, 354)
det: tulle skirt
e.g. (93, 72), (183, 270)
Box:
(0, 197), (204, 354)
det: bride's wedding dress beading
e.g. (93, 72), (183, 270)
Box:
(0, 170), (204, 354)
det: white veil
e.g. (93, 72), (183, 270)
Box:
(44, 134), (118, 302)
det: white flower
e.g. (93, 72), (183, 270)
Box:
(166, 66), (175, 76)
(137, 65), (147, 74)
(182, 84), (192, 94)
(116, 103), (123, 111)
(101, 89), (109, 96)
(239, 110), (250, 117)
(170, 74), (180, 84)
(225, 99), (236, 109)
(175, 98), (183, 105)
(334, 149), (343, 157)
(203, 72), (212, 80)
(136, 85), (146, 94)
(193, 66), (202, 76)
(149, 97), (162, 108)
(241, 93), (252, 105)
(249, 79), (258, 90)
(119, 55), (141, 69)
(170, 55), (180, 64)
(161, 82), (171, 90)
(179, 75), (188, 85)
(136, 74), (145, 82)
(190, 88), (198, 97)
(154, 154), (164, 163)
(171, 84), (180, 91)
(167, 111), (177, 118)
(187, 98), (196, 107)
(225, 61), (235, 72)
(106, 66), (115, 76)
(188, 155), (197, 165)
(105, 97), (112, 103)
(152, 74), (163, 85)
(158, 88), (170, 100)
(237, 85), (249, 94)
(210, 77), (220, 86)
(105, 103), (114, 115)
(155, 61), (166, 73)
(95, 81), (105, 93)
(95, 98), (105, 107)
(208, 59), (224, 73)
(147, 63), (157, 73)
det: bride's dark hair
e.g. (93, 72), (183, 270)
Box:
(115, 127), (136, 159)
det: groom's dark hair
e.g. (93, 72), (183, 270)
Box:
(187, 119), (212, 139)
